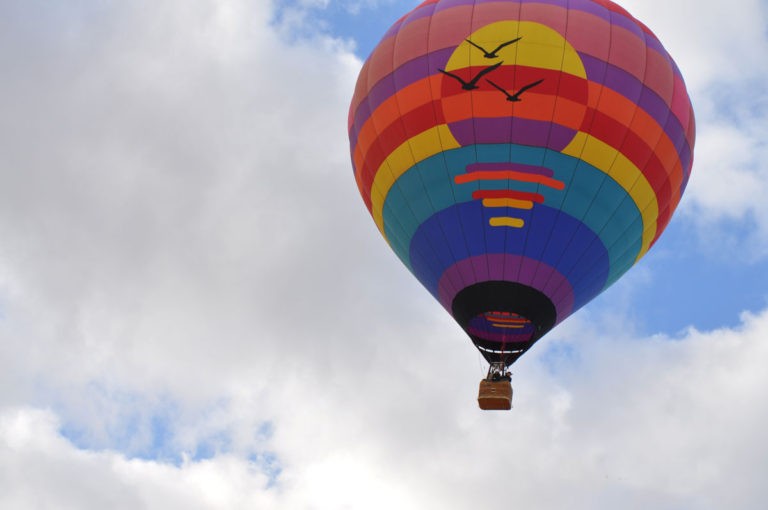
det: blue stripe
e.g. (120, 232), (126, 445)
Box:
(408, 201), (610, 310)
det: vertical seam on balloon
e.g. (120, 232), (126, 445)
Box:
(465, 0), (509, 350)
(470, 0), (495, 309)
(425, 0), (474, 300)
(668, 60), (695, 186)
(518, 0), (571, 294)
(541, 21), (654, 302)
(556, 156), (673, 294)
(502, 2), (524, 290)
(363, 31), (428, 273)
(361, 76), (416, 260)
(547, 23), (655, 296)
(646, 40), (693, 230)
(552, 209), (644, 303)
(496, 4), (524, 349)
(636, 29), (676, 248)
(466, 0), (492, 301)
(423, 0), (474, 298)
(426, 0), (481, 296)
(547, 110), (673, 297)
(532, 0), (614, 304)
(391, 0), (470, 297)
(545, 8), (652, 302)
(547, 47), (670, 303)
(367, 140), (416, 263)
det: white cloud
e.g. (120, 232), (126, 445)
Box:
(623, 0), (768, 85)
(0, 0), (767, 508)
(0, 407), (280, 509)
(0, 0), (376, 466)
(0, 0), (369, 388)
(623, 0), (768, 256)
(4, 306), (768, 509)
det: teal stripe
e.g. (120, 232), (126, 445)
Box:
(382, 144), (645, 287)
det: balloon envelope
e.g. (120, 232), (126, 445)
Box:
(348, 0), (695, 365)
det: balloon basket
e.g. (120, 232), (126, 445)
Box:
(478, 379), (512, 410)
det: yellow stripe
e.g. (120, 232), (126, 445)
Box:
(491, 324), (525, 329)
(482, 198), (534, 210)
(371, 125), (460, 234)
(489, 217), (525, 228)
(562, 132), (658, 260)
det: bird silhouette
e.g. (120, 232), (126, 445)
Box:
(438, 62), (504, 91)
(486, 78), (545, 102)
(465, 37), (522, 58)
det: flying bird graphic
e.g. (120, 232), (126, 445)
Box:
(438, 62), (504, 91)
(486, 78), (545, 102)
(465, 37), (522, 58)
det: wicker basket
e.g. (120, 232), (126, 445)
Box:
(478, 379), (512, 410)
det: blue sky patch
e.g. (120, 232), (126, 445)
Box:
(272, 0), (407, 57)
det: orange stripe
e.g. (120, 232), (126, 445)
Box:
(473, 189), (545, 203)
(456, 170), (565, 190)
(489, 318), (529, 324)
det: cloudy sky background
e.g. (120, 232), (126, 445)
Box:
(1, 0), (767, 508)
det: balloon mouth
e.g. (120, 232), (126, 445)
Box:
(451, 281), (556, 366)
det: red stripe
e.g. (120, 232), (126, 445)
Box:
(439, 66), (587, 105)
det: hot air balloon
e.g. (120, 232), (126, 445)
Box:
(348, 0), (695, 409)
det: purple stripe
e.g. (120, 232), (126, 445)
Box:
(666, 113), (694, 184)
(559, 0), (607, 18)
(467, 327), (532, 344)
(450, 117), (577, 151)
(581, 56), (660, 117)
(437, 254), (575, 322)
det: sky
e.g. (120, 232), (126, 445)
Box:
(0, 0), (767, 508)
